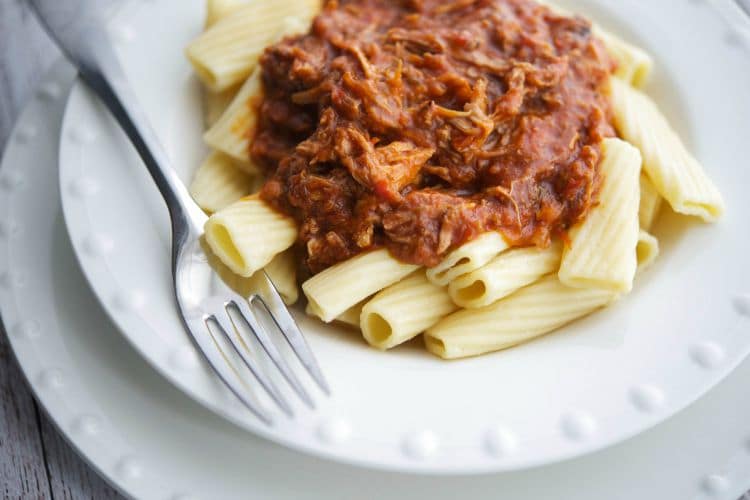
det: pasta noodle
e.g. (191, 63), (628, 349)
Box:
(539, 0), (653, 87)
(558, 138), (642, 294)
(302, 249), (419, 323)
(426, 232), (509, 287)
(203, 68), (262, 162)
(204, 0), (246, 28)
(636, 230), (659, 271)
(201, 239), (297, 305)
(190, 151), (259, 213)
(187, 0), (319, 92)
(202, 17), (309, 161)
(186, 0), (724, 360)
(232, 258), (296, 304)
(448, 241), (562, 309)
(262, 249), (298, 305)
(595, 28), (653, 88)
(639, 173), (662, 231)
(425, 275), (618, 359)
(203, 84), (241, 128)
(204, 194), (297, 277)
(335, 302), (365, 329)
(609, 77), (725, 222)
(361, 271), (457, 350)
(305, 301), (364, 329)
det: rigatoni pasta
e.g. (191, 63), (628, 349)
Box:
(558, 138), (642, 294)
(204, 195), (297, 277)
(202, 16), (311, 161)
(204, 0), (246, 29)
(203, 67), (262, 162)
(187, 0), (724, 360)
(361, 271), (457, 350)
(203, 84), (241, 128)
(262, 249), (298, 305)
(302, 249), (419, 323)
(426, 232), (509, 286)
(334, 303), (365, 329)
(190, 151), (259, 213)
(595, 29), (653, 88)
(609, 78), (725, 222)
(636, 230), (659, 271)
(425, 275), (618, 359)
(639, 174), (662, 231)
(539, 0), (653, 87)
(203, 241), (299, 306)
(305, 302), (364, 329)
(448, 241), (562, 309)
(186, 0), (320, 91)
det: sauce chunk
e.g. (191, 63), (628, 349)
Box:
(256, 0), (615, 274)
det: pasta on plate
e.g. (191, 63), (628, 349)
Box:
(186, 0), (724, 359)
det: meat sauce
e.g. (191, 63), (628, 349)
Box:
(255, 0), (616, 274)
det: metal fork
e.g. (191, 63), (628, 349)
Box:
(29, 0), (329, 424)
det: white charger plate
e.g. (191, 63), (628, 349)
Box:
(57, 0), (750, 473)
(3, 60), (750, 500)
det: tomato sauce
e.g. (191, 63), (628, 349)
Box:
(255, 0), (615, 274)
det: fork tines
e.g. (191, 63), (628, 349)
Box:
(197, 271), (329, 423)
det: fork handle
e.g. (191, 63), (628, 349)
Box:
(72, 31), (207, 247)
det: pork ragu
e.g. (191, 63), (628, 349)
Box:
(254, 0), (616, 275)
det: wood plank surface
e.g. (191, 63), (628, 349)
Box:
(39, 416), (121, 500)
(0, 1), (123, 498)
(0, 331), (52, 499)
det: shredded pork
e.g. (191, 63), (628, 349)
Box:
(255, 0), (615, 274)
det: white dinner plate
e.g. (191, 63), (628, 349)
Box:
(3, 60), (750, 500)
(57, 0), (750, 473)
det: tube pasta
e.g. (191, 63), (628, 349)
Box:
(187, 0), (320, 91)
(595, 29), (653, 88)
(204, 0), (246, 28)
(426, 232), (509, 286)
(304, 301), (316, 316)
(639, 174), (662, 231)
(425, 275), (618, 359)
(205, 195), (297, 277)
(200, 238), (297, 305)
(187, 0), (723, 360)
(234, 259), (297, 304)
(303, 249), (419, 323)
(262, 250), (298, 305)
(539, 1), (652, 87)
(558, 138), (641, 294)
(335, 302), (365, 329)
(636, 230), (659, 271)
(305, 301), (363, 329)
(202, 16), (309, 161)
(203, 68), (262, 162)
(190, 151), (259, 213)
(609, 78), (724, 222)
(203, 84), (240, 128)
(361, 271), (457, 350)
(448, 241), (562, 309)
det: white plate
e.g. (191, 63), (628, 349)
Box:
(57, 0), (750, 473)
(4, 59), (750, 500)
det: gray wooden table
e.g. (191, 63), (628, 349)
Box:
(0, 1), (748, 499)
(0, 1), (123, 498)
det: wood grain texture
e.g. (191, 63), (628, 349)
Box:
(0, 328), (52, 500)
(39, 416), (120, 500)
(0, 1), (123, 498)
